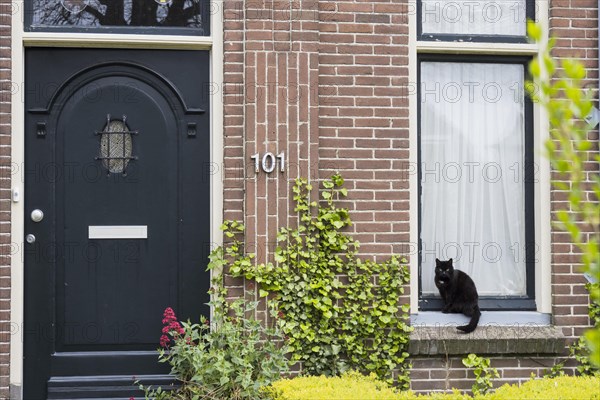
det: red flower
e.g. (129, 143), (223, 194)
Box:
(168, 321), (184, 335)
(160, 334), (170, 348)
(160, 307), (182, 347)
(162, 307), (177, 325)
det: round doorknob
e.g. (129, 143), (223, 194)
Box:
(26, 234), (36, 244)
(31, 209), (44, 223)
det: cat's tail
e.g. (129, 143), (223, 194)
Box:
(457, 305), (481, 333)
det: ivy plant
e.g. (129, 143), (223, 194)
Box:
(462, 353), (499, 395)
(227, 174), (412, 388)
(527, 21), (600, 366)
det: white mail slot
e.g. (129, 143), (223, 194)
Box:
(88, 225), (148, 239)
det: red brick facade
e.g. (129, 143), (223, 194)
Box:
(0, 0), (597, 396)
(549, 0), (598, 342)
(222, 0), (414, 322)
(221, 0), (599, 393)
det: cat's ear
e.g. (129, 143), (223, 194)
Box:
(449, 258), (453, 264)
(435, 258), (440, 264)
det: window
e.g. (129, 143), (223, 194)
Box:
(418, 0), (534, 42)
(417, 1), (537, 311)
(26, 0), (209, 35)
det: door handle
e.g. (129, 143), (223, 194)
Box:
(31, 209), (44, 223)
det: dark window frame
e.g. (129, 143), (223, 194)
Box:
(417, 54), (536, 311)
(24, 0), (211, 36)
(417, 0), (535, 43)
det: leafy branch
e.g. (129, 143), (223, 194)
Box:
(527, 21), (600, 366)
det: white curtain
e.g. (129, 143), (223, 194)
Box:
(420, 62), (527, 296)
(421, 0), (527, 37)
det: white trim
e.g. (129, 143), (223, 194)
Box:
(534, 2), (552, 314)
(9, 3), (224, 393)
(416, 41), (539, 56)
(409, 0), (552, 315)
(209, 1), (225, 315)
(411, 311), (552, 326)
(408, 0), (419, 312)
(23, 32), (213, 50)
(10, 2), (25, 390)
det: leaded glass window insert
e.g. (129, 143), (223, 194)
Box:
(96, 115), (137, 175)
(28, 0), (208, 34)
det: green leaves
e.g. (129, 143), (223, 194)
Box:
(528, 22), (600, 369)
(225, 174), (412, 388)
(527, 20), (542, 42)
(462, 354), (499, 395)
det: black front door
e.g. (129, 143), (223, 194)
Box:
(24, 49), (211, 399)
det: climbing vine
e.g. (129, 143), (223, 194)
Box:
(462, 353), (499, 395)
(226, 174), (412, 388)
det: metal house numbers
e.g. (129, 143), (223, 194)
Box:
(250, 152), (285, 174)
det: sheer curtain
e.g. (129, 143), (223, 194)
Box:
(420, 62), (527, 296)
(421, 0), (527, 36)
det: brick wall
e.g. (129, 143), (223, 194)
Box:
(222, 0), (322, 324)
(0, 1), (9, 397)
(0, 0), (592, 396)
(220, 0), (599, 393)
(222, 0), (413, 317)
(318, 1), (411, 263)
(411, 356), (579, 393)
(549, 0), (599, 342)
(222, 0), (247, 309)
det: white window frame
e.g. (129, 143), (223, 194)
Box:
(408, 0), (551, 318)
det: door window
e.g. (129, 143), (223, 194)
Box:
(27, 0), (209, 35)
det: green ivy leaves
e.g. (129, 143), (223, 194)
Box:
(226, 174), (412, 388)
(462, 354), (499, 396)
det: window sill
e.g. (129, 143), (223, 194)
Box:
(416, 40), (538, 55)
(409, 312), (565, 356)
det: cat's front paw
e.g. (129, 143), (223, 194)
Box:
(441, 305), (451, 313)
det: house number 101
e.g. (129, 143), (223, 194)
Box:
(251, 152), (285, 173)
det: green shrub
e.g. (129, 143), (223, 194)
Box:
(263, 371), (420, 400)
(138, 245), (290, 400)
(264, 373), (600, 400)
(486, 375), (600, 400)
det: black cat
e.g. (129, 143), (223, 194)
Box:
(434, 258), (481, 333)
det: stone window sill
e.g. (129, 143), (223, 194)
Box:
(409, 312), (565, 356)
